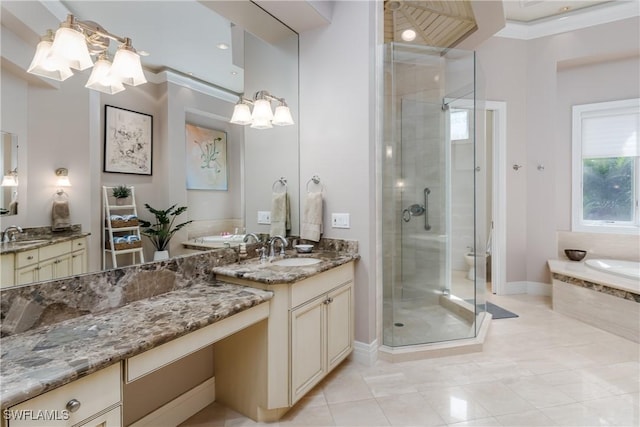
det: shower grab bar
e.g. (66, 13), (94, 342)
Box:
(424, 187), (431, 231)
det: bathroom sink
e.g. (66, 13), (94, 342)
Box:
(271, 258), (322, 267)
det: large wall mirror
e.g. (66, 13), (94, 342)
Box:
(0, 0), (299, 286)
(0, 132), (19, 215)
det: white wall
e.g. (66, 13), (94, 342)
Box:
(299, 0), (377, 344)
(477, 17), (640, 285)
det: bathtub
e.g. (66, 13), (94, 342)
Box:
(548, 259), (640, 343)
(586, 259), (640, 281)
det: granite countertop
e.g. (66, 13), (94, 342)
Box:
(212, 250), (359, 284)
(0, 232), (91, 255)
(0, 281), (273, 409)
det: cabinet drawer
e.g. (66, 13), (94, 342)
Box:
(15, 249), (38, 268)
(8, 363), (121, 427)
(290, 262), (354, 308)
(71, 238), (87, 252)
(40, 241), (72, 260)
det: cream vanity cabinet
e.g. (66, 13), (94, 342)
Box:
(5, 363), (121, 427)
(1, 237), (87, 288)
(214, 261), (354, 421)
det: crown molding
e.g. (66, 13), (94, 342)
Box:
(497, 1), (640, 40)
(147, 70), (240, 104)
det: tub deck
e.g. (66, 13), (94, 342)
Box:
(548, 259), (639, 343)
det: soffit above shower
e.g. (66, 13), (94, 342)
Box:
(384, 0), (478, 48)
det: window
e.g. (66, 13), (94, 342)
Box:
(450, 109), (470, 141)
(572, 99), (640, 233)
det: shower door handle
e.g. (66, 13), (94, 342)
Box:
(424, 187), (431, 231)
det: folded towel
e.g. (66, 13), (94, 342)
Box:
(125, 235), (140, 243)
(110, 214), (124, 220)
(52, 200), (71, 231)
(270, 191), (290, 237)
(301, 191), (323, 242)
(113, 237), (126, 243)
(122, 214), (138, 220)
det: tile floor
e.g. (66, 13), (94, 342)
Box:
(182, 293), (640, 426)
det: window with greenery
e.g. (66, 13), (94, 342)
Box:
(572, 99), (639, 233)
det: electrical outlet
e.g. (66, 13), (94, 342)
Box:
(331, 213), (350, 229)
(257, 211), (271, 224)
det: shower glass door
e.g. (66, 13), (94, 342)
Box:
(382, 43), (483, 348)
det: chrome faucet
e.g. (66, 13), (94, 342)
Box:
(243, 233), (260, 244)
(2, 225), (23, 243)
(268, 235), (288, 258)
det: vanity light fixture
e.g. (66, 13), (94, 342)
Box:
(1, 168), (18, 187)
(55, 168), (72, 191)
(230, 90), (294, 129)
(27, 14), (147, 94)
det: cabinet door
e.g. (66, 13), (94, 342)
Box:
(53, 253), (72, 279)
(71, 249), (87, 275)
(1, 253), (15, 288)
(290, 297), (325, 404)
(37, 257), (55, 282)
(16, 264), (39, 285)
(326, 282), (354, 370)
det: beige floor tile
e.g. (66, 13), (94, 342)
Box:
(419, 386), (491, 424)
(502, 377), (575, 409)
(580, 394), (640, 426)
(328, 398), (390, 426)
(376, 392), (446, 426)
(540, 402), (608, 426)
(495, 409), (558, 426)
(279, 403), (335, 426)
(461, 381), (536, 416)
(447, 416), (501, 426)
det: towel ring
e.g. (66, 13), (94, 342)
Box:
(306, 175), (324, 193)
(54, 190), (69, 200)
(272, 177), (287, 193)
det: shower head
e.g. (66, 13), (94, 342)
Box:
(441, 100), (449, 111)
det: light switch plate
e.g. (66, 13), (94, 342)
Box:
(257, 211), (271, 224)
(331, 213), (350, 229)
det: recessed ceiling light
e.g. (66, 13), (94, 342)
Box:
(560, 6), (571, 12)
(217, 43), (229, 50)
(401, 29), (416, 42)
(231, 71), (238, 75)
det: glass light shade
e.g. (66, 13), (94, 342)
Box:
(230, 103), (252, 125)
(85, 58), (125, 94)
(272, 105), (294, 126)
(251, 99), (274, 122)
(250, 118), (273, 129)
(51, 26), (93, 71)
(111, 47), (147, 86)
(27, 39), (74, 81)
(56, 175), (71, 187)
(1, 175), (18, 187)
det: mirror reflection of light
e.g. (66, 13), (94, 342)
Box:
(450, 396), (468, 421)
(386, 146), (393, 159)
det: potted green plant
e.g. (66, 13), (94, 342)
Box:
(112, 185), (131, 205)
(139, 203), (193, 260)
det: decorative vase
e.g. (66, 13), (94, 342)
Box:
(153, 250), (169, 261)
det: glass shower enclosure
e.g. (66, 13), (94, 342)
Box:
(382, 43), (487, 348)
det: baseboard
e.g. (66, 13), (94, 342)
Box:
(504, 281), (551, 296)
(130, 377), (215, 427)
(352, 339), (378, 366)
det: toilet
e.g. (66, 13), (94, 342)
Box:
(464, 252), (483, 280)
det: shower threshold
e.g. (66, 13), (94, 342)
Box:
(378, 311), (492, 363)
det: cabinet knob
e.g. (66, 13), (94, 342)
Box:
(27, 256), (33, 260)
(324, 297), (334, 305)
(66, 398), (81, 413)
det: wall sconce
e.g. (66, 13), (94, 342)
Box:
(1, 168), (18, 187)
(230, 90), (294, 129)
(27, 14), (147, 94)
(55, 168), (71, 194)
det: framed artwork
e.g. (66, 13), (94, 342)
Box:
(185, 123), (228, 190)
(104, 105), (153, 175)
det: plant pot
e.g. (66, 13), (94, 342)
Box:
(153, 250), (169, 261)
(115, 197), (128, 206)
